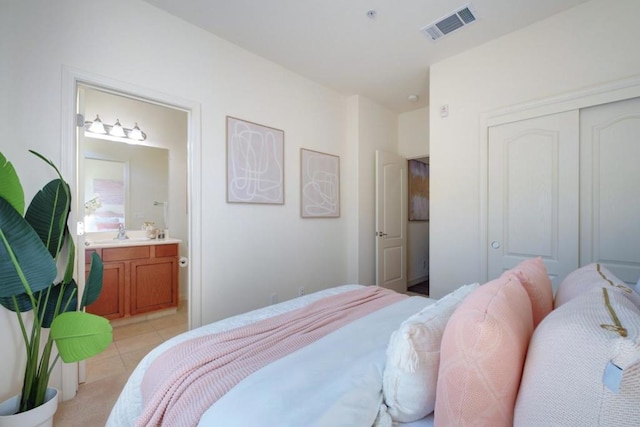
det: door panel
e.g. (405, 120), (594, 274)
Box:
(580, 97), (640, 284)
(488, 111), (579, 289)
(375, 150), (407, 292)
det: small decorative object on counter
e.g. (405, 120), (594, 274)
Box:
(143, 221), (157, 239)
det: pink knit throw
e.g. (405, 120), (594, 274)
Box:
(136, 286), (405, 426)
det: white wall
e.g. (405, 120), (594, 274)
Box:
(399, 107), (429, 158)
(351, 96), (399, 286)
(429, 0), (640, 297)
(399, 108), (430, 286)
(0, 0), (371, 401)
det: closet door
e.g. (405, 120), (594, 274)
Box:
(487, 111), (579, 288)
(580, 97), (640, 284)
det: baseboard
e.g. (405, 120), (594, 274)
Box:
(408, 274), (429, 287)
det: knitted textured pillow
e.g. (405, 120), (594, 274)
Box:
(435, 275), (533, 426)
(555, 263), (640, 309)
(515, 287), (640, 426)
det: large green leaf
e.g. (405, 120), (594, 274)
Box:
(0, 198), (57, 299)
(81, 253), (104, 309)
(38, 280), (79, 328)
(0, 282), (77, 326)
(25, 179), (70, 258)
(0, 292), (33, 312)
(0, 152), (25, 215)
(50, 311), (113, 363)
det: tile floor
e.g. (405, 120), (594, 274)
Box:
(53, 301), (188, 426)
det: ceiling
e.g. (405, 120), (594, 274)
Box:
(143, 0), (591, 113)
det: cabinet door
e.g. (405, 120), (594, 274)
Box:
(580, 97), (640, 284)
(488, 111), (580, 289)
(86, 262), (125, 319)
(130, 257), (178, 315)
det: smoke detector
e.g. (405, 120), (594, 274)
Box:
(421, 3), (477, 41)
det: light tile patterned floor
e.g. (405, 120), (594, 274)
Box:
(53, 302), (188, 426)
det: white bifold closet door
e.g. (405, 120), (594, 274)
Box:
(488, 97), (640, 287)
(487, 111), (580, 289)
(580, 97), (640, 284)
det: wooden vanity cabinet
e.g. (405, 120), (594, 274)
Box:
(85, 261), (126, 320)
(85, 243), (179, 320)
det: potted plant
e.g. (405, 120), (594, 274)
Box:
(0, 150), (112, 424)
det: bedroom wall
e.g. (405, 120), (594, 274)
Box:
(351, 96), (399, 286)
(399, 107), (430, 286)
(428, 0), (640, 297)
(0, 0), (378, 401)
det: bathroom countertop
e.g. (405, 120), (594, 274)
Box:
(84, 231), (182, 249)
(85, 237), (182, 249)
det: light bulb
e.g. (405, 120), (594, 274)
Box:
(109, 119), (126, 137)
(88, 115), (106, 134)
(128, 122), (146, 141)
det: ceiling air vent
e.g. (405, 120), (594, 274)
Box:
(421, 3), (477, 41)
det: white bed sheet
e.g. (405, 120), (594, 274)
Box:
(107, 285), (436, 426)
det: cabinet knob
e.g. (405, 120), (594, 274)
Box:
(491, 241), (501, 249)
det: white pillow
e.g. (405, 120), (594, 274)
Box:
(382, 282), (479, 422)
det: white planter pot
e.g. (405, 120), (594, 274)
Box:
(0, 388), (58, 427)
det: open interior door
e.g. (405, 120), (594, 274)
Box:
(375, 150), (407, 293)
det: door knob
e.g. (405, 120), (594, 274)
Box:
(376, 231), (388, 237)
(491, 241), (501, 249)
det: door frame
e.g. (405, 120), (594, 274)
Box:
(60, 66), (202, 400)
(479, 75), (640, 283)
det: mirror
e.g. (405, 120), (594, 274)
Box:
(84, 137), (169, 233)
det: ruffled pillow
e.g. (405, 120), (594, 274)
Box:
(382, 282), (479, 422)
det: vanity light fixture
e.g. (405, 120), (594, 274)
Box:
(109, 118), (127, 138)
(87, 114), (107, 134)
(128, 122), (146, 141)
(84, 115), (147, 142)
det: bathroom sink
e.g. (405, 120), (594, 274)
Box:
(86, 237), (151, 246)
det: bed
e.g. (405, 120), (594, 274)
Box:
(107, 258), (640, 426)
(107, 285), (441, 426)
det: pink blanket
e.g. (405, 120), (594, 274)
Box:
(137, 286), (406, 427)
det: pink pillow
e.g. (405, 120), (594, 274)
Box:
(435, 275), (533, 426)
(502, 257), (553, 327)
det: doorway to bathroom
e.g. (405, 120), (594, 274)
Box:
(60, 66), (202, 400)
(77, 84), (191, 384)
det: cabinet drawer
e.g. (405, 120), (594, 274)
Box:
(154, 244), (178, 258)
(102, 246), (150, 262)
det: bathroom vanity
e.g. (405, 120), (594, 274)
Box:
(84, 237), (181, 320)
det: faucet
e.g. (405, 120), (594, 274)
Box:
(115, 223), (129, 240)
